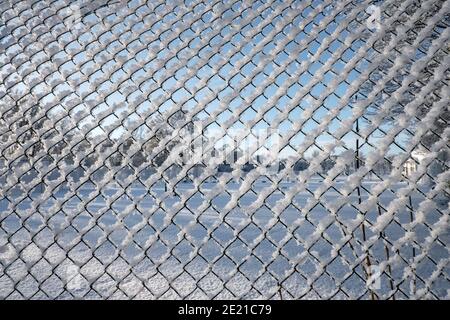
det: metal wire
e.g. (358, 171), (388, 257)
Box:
(0, 0), (449, 299)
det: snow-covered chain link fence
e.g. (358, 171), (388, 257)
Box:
(0, 0), (449, 300)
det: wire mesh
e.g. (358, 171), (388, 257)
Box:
(0, 0), (449, 299)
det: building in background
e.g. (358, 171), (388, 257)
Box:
(403, 149), (427, 177)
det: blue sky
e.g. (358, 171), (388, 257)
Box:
(48, 0), (408, 160)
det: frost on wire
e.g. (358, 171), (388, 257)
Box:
(0, 0), (449, 299)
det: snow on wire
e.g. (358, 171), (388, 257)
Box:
(0, 0), (449, 299)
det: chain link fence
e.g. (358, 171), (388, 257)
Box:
(0, 0), (449, 300)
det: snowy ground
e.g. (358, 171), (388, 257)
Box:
(0, 177), (448, 299)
